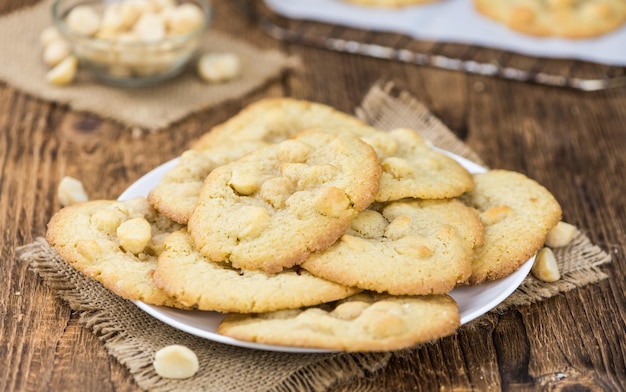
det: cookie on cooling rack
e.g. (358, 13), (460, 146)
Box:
(474, 0), (626, 38)
(45, 197), (186, 307)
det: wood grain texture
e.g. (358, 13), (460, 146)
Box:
(1, 0), (625, 391)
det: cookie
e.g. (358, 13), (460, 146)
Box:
(301, 198), (481, 295)
(187, 130), (382, 273)
(150, 97), (378, 224)
(148, 140), (269, 224)
(217, 292), (460, 352)
(474, 0), (626, 39)
(192, 97), (378, 150)
(153, 230), (360, 313)
(45, 197), (185, 307)
(363, 128), (474, 201)
(459, 170), (562, 285)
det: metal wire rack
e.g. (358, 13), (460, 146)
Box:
(253, 1), (626, 91)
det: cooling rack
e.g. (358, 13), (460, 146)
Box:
(252, 1), (626, 91)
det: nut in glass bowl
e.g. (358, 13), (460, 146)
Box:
(52, 0), (211, 87)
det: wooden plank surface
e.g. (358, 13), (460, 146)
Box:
(1, 1), (625, 391)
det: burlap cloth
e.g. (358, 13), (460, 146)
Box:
(0, 0), (296, 132)
(16, 81), (612, 391)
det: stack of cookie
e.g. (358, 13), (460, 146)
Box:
(46, 98), (562, 352)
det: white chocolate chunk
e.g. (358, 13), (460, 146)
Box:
(361, 132), (398, 157)
(384, 215), (412, 241)
(331, 301), (370, 320)
(350, 210), (387, 239)
(480, 205), (512, 226)
(237, 206), (271, 239)
(229, 166), (260, 195)
(66, 5), (101, 36)
(153, 345), (199, 379)
(382, 157), (413, 179)
(313, 187), (351, 218)
(91, 209), (124, 234)
(341, 234), (368, 252)
(259, 177), (293, 208)
(57, 176), (88, 206)
(43, 39), (71, 67)
(545, 221), (577, 248)
(116, 217), (152, 254)
(46, 56), (78, 86)
(197, 53), (241, 83)
(531, 247), (560, 282)
(393, 235), (433, 258)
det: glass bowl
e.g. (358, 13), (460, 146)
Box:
(52, 0), (211, 87)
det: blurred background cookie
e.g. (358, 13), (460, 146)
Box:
(474, 0), (626, 38)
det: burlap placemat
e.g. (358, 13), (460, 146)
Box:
(0, 0), (296, 132)
(16, 81), (612, 391)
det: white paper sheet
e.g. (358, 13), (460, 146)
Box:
(265, 0), (626, 66)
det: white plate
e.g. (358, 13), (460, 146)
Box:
(119, 151), (533, 353)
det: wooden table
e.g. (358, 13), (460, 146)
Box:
(2, 0), (625, 390)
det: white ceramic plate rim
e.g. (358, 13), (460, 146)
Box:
(119, 150), (533, 353)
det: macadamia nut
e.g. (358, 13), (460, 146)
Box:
(41, 0), (208, 84)
(197, 53), (241, 83)
(40, 26), (62, 47)
(66, 5), (102, 36)
(166, 3), (204, 35)
(545, 221), (577, 248)
(153, 345), (199, 379)
(133, 12), (166, 42)
(43, 39), (72, 67)
(100, 3), (130, 33)
(57, 176), (88, 206)
(531, 247), (561, 282)
(46, 55), (78, 86)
